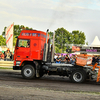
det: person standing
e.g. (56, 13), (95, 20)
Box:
(5, 48), (11, 61)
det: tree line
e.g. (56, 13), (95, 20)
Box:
(0, 25), (86, 53)
(48, 27), (86, 53)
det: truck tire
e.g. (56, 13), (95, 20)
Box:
(70, 70), (87, 83)
(21, 65), (35, 79)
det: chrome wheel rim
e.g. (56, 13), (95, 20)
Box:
(73, 72), (82, 82)
(24, 68), (32, 77)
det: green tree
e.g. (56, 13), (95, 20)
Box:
(55, 46), (61, 53)
(52, 28), (86, 53)
(2, 27), (7, 36)
(48, 31), (53, 39)
(0, 35), (6, 46)
(86, 41), (88, 45)
(55, 27), (71, 53)
(13, 36), (17, 46)
(71, 30), (86, 44)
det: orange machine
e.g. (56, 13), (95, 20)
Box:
(91, 63), (100, 82)
(76, 54), (93, 66)
(76, 54), (100, 82)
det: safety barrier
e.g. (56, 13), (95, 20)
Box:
(0, 61), (13, 68)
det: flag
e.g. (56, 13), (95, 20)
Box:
(5, 23), (14, 49)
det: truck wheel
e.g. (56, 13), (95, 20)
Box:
(21, 65), (35, 79)
(70, 70), (87, 83)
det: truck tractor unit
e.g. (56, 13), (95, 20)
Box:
(13, 29), (100, 83)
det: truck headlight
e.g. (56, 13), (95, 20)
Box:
(16, 61), (21, 66)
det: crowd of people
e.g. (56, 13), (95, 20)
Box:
(54, 54), (76, 65)
(54, 53), (100, 65)
(0, 48), (13, 61)
(1, 49), (100, 65)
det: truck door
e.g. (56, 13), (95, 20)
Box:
(16, 39), (30, 59)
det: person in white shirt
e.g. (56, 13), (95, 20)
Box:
(54, 54), (58, 62)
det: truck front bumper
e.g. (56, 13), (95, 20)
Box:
(13, 66), (21, 70)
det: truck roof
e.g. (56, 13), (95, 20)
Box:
(18, 30), (49, 40)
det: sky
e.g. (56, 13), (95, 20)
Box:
(0, 0), (100, 45)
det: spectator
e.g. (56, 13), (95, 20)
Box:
(54, 54), (58, 62)
(5, 48), (11, 61)
(0, 51), (2, 60)
(92, 56), (99, 65)
(0, 51), (4, 60)
(4, 51), (7, 60)
(70, 55), (76, 65)
(98, 56), (100, 65)
(60, 54), (66, 63)
(56, 55), (61, 63)
(1, 52), (4, 60)
(10, 52), (14, 61)
(65, 55), (70, 63)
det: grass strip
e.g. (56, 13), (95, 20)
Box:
(0, 67), (12, 69)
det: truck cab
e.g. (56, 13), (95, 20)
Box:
(13, 30), (48, 69)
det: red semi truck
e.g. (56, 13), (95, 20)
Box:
(13, 29), (100, 83)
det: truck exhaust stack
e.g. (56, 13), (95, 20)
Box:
(43, 29), (49, 62)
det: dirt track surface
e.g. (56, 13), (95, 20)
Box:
(0, 69), (100, 100)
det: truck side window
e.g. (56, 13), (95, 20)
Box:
(18, 39), (30, 48)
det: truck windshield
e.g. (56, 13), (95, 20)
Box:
(18, 39), (30, 48)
